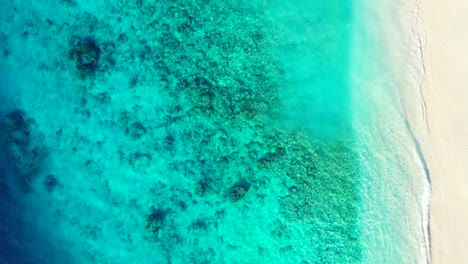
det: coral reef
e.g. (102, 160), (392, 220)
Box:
(228, 179), (251, 202)
(125, 122), (147, 139)
(3, 0), (362, 262)
(145, 207), (168, 236)
(44, 174), (58, 192)
(67, 33), (115, 79)
(0, 109), (48, 190)
(68, 37), (101, 78)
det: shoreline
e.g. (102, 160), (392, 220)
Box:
(414, 0), (468, 263)
(411, 3), (433, 262)
(384, 1), (434, 262)
(350, 0), (432, 262)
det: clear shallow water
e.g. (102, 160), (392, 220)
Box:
(0, 0), (426, 263)
(350, 1), (429, 261)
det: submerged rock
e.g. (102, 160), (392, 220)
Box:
(129, 153), (151, 171)
(164, 134), (175, 150)
(146, 208), (168, 235)
(69, 37), (101, 77)
(44, 174), (58, 192)
(0, 109), (48, 190)
(125, 122), (147, 139)
(194, 178), (211, 196)
(228, 179), (251, 202)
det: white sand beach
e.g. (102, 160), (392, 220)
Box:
(419, 0), (468, 262)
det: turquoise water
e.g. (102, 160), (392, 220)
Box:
(0, 0), (428, 263)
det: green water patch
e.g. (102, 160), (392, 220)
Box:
(266, 0), (354, 140)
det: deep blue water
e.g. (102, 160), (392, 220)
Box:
(0, 153), (44, 264)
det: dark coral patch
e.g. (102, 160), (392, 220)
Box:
(69, 36), (101, 77)
(228, 179), (251, 202)
(4, 109), (30, 144)
(44, 174), (58, 192)
(146, 207), (168, 235)
(0, 109), (48, 190)
(125, 122), (147, 139)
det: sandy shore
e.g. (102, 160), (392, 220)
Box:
(418, 0), (468, 263)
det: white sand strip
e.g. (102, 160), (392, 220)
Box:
(419, 0), (468, 262)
